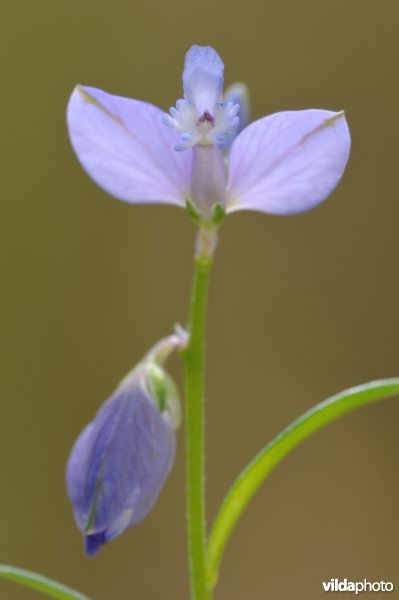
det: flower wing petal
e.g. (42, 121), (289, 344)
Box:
(67, 86), (192, 206)
(226, 109), (350, 215)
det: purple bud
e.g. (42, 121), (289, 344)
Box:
(224, 82), (251, 147)
(66, 354), (181, 556)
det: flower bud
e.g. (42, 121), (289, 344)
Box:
(66, 335), (184, 556)
(224, 82), (251, 146)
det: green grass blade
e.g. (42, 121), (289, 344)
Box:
(206, 378), (399, 590)
(0, 565), (91, 600)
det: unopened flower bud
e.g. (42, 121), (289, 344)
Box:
(224, 82), (251, 146)
(66, 334), (185, 556)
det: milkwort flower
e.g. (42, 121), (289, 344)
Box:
(67, 45), (350, 223)
(66, 332), (185, 556)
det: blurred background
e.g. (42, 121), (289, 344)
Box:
(1, 0), (399, 598)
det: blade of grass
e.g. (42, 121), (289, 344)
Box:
(206, 378), (399, 590)
(0, 565), (91, 600)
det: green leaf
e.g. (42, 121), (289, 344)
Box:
(0, 565), (91, 600)
(206, 378), (399, 590)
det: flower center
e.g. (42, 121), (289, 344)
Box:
(163, 100), (239, 151)
(162, 45), (240, 151)
(198, 111), (214, 123)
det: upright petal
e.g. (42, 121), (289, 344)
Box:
(226, 110), (350, 215)
(183, 45), (224, 116)
(67, 86), (192, 206)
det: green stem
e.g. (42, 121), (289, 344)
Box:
(182, 228), (215, 600)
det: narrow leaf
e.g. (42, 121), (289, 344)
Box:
(206, 378), (399, 589)
(0, 565), (91, 600)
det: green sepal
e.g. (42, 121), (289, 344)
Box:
(186, 199), (202, 224)
(211, 202), (225, 226)
(146, 364), (182, 429)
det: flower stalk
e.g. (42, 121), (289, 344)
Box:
(182, 226), (215, 600)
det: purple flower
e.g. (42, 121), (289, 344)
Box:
(66, 335), (183, 556)
(67, 44), (350, 220)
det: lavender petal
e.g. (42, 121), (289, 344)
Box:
(67, 86), (192, 207)
(226, 109), (350, 215)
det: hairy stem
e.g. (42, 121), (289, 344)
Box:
(182, 227), (215, 600)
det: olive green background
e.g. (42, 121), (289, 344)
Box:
(1, 0), (399, 598)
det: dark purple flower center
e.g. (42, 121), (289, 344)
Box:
(198, 111), (214, 124)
